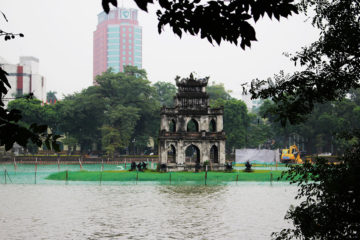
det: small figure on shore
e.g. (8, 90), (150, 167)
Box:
(225, 162), (233, 172)
(141, 161), (147, 170)
(130, 161), (137, 171)
(244, 161), (253, 172)
(137, 162), (142, 171)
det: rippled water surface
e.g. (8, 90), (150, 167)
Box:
(0, 184), (296, 240)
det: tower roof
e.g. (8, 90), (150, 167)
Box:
(175, 73), (209, 87)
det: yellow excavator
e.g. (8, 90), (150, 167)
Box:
(281, 145), (303, 164)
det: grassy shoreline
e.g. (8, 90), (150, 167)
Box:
(46, 170), (287, 183)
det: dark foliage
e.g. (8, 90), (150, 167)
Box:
(258, 96), (360, 155)
(273, 134), (360, 239)
(102, 0), (117, 13)
(249, 0), (360, 126)
(102, 0), (298, 49)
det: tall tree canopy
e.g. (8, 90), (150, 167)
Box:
(250, 0), (360, 125)
(258, 98), (360, 155)
(7, 98), (60, 152)
(212, 98), (249, 153)
(153, 81), (177, 107)
(57, 87), (106, 152)
(206, 82), (232, 103)
(96, 66), (159, 155)
(55, 66), (160, 155)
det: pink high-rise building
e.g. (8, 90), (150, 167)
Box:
(93, 8), (142, 84)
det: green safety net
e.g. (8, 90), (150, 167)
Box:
(0, 163), (287, 185)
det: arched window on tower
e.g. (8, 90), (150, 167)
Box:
(210, 145), (219, 163)
(209, 119), (216, 132)
(167, 145), (176, 163)
(185, 144), (200, 163)
(169, 119), (176, 132)
(187, 119), (199, 132)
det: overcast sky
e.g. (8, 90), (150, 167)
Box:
(0, 0), (319, 100)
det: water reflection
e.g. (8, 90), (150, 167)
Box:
(158, 185), (226, 196)
(155, 185), (229, 239)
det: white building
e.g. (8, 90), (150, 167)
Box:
(0, 56), (46, 105)
(239, 93), (265, 113)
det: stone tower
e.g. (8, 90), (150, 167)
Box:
(158, 74), (226, 170)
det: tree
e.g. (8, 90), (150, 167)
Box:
(46, 91), (58, 103)
(95, 66), (159, 155)
(8, 99), (46, 126)
(7, 98), (69, 153)
(61, 136), (78, 154)
(246, 112), (273, 149)
(257, 98), (360, 155)
(205, 83), (272, 151)
(256, 97), (360, 239)
(101, 125), (122, 157)
(250, 0), (360, 126)
(153, 81), (177, 107)
(7, 98), (58, 129)
(205, 82), (271, 149)
(273, 139), (360, 239)
(57, 87), (105, 152)
(212, 98), (249, 153)
(101, 105), (140, 156)
(206, 82), (232, 103)
(102, 0), (298, 49)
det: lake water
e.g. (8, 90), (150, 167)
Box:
(0, 183), (297, 240)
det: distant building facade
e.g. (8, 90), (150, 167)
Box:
(0, 56), (46, 105)
(93, 7), (142, 84)
(240, 94), (264, 112)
